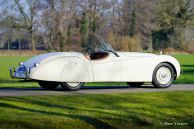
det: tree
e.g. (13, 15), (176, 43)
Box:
(58, 0), (65, 51)
(154, 0), (194, 50)
(120, 0), (156, 50)
(41, 0), (55, 51)
(80, 13), (89, 47)
(1, 0), (193, 52)
(12, 0), (40, 51)
(129, 9), (137, 37)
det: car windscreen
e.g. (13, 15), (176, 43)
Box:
(87, 36), (113, 52)
(85, 35), (119, 57)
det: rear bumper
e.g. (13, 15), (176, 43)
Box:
(10, 67), (30, 79)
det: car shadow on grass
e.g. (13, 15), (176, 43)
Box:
(181, 65), (194, 68)
(81, 85), (155, 90)
(0, 85), (156, 92)
(182, 69), (194, 73)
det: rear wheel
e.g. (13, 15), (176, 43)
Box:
(38, 81), (59, 90)
(152, 63), (175, 88)
(127, 82), (144, 87)
(61, 82), (84, 91)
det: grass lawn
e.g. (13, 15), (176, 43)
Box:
(173, 54), (194, 84)
(0, 54), (193, 88)
(0, 91), (193, 129)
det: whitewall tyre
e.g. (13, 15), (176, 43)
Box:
(61, 82), (84, 91)
(38, 81), (59, 90)
(152, 63), (175, 88)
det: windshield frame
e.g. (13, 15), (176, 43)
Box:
(87, 36), (119, 57)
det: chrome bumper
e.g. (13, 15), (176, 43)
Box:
(10, 66), (30, 80)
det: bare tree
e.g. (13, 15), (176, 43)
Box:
(11, 0), (40, 51)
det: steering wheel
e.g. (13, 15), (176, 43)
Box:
(86, 48), (95, 55)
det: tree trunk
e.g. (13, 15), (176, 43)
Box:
(29, 29), (35, 51)
(7, 40), (10, 51)
(31, 32), (35, 51)
(59, 0), (65, 51)
(18, 40), (21, 51)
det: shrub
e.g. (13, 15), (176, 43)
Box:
(182, 43), (194, 54)
(108, 33), (141, 52)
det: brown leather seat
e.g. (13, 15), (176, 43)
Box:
(90, 52), (109, 60)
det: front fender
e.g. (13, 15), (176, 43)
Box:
(156, 55), (181, 79)
(30, 57), (70, 81)
(30, 56), (93, 82)
(60, 61), (92, 82)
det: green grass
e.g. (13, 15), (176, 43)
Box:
(0, 54), (194, 88)
(173, 55), (194, 84)
(0, 91), (193, 129)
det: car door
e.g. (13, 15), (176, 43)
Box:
(121, 56), (155, 82)
(91, 53), (122, 82)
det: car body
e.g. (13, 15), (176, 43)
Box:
(10, 36), (181, 90)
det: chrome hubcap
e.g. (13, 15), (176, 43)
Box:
(66, 82), (81, 87)
(156, 67), (172, 85)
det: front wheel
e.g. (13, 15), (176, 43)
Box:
(152, 63), (175, 88)
(61, 82), (84, 91)
(38, 81), (59, 90)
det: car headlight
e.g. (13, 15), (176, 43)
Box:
(19, 62), (24, 66)
(34, 63), (39, 67)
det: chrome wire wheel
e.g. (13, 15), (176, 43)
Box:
(156, 67), (172, 85)
(152, 63), (175, 88)
(61, 82), (84, 91)
(66, 82), (82, 87)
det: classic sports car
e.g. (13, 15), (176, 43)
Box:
(10, 36), (181, 91)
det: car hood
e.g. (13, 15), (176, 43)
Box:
(117, 52), (157, 57)
(22, 52), (84, 68)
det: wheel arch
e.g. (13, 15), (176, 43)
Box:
(153, 62), (177, 80)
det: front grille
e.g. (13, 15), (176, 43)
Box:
(18, 66), (26, 72)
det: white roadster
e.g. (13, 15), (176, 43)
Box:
(10, 37), (181, 91)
